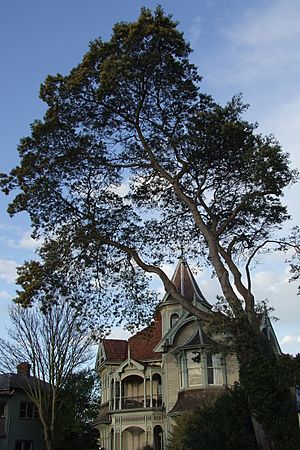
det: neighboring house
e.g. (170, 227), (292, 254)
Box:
(94, 257), (280, 450)
(0, 363), (46, 450)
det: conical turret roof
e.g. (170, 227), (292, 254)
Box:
(163, 257), (211, 307)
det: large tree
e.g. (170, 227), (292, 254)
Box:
(0, 302), (92, 450)
(1, 7), (299, 449)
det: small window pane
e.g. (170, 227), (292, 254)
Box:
(207, 353), (223, 385)
(19, 402), (27, 418)
(27, 403), (33, 418)
(170, 313), (179, 328)
(187, 352), (202, 386)
(19, 401), (38, 419)
(15, 441), (33, 450)
(0, 402), (6, 418)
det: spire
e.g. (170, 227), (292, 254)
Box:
(169, 257), (211, 307)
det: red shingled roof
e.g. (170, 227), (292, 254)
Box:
(103, 339), (128, 362)
(102, 313), (162, 364)
(129, 313), (162, 361)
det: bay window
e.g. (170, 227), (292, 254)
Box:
(179, 350), (223, 388)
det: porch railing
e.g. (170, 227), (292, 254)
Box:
(110, 395), (163, 410)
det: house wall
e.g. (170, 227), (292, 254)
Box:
(163, 352), (179, 412)
(0, 391), (45, 450)
(97, 361), (165, 450)
(160, 303), (181, 337)
(225, 354), (240, 386)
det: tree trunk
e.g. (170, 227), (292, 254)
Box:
(251, 416), (275, 450)
(43, 426), (54, 450)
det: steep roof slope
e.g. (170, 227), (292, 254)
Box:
(102, 314), (162, 364)
(163, 257), (211, 307)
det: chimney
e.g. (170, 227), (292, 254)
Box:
(17, 362), (31, 377)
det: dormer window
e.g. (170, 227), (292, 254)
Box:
(170, 313), (179, 328)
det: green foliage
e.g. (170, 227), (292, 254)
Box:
(0, 7), (297, 328)
(168, 352), (300, 450)
(167, 384), (257, 450)
(55, 369), (99, 450)
(235, 325), (300, 449)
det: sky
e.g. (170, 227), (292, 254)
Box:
(0, 0), (299, 353)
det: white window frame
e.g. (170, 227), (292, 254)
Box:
(179, 349), (223, 388)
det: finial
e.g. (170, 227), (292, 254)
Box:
(178, 244), (185, 261)
(128, 345), (131, 362)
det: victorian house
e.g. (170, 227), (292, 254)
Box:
(94, 257), (280, 450)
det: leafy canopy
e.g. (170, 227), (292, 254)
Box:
(1, 7), (298, 330)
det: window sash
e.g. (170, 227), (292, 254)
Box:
(207, 353), (223, 385)
(187, 352), (203, 387)
(19, 402), (38, 419)
(15, 440), (33, 450)
(180, 351), (223, 388)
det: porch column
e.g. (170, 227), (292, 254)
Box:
(119, 379), (122, 409)
(150, 375), (153, 407)
(144, 375), (147, 407)
(113, 428), (116, 450)
(119, 431), (122, 450)
(113, 378), (116, 410)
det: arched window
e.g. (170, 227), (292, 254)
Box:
(170, 313), (179, 328)
(110, 379), (114, 410)
(110, 428), (114, 450)
(152, 373), (162, 407)
(154, 425), (163, 450)
(122, 375), (144, 409)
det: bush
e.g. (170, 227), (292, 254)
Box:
(167, 384), (257, 450)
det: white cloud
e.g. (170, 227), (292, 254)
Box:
(110, 182), (129, 198)
(0, 228), (41, 251)
(0, 258), (17, 284)
(109, 326), (131, 340)
(260, 98), (300, 167)
(251, 266), (299, 326)
(0, 290), (12, 300)
(224, 0), (300, 82)
(18, 231), (41, 250)
(281, 335), (300, 345)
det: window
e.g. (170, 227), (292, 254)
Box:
(207, 353), (223, 385)
(19, 402), (39, 419)
(170, 313), (179, 328)
(187, 351), (203, 387)
(179, 355), (185, 388)
(180, 350), (223, 388)
(0, 401), (6, 418)
(15, 441), (33, 450)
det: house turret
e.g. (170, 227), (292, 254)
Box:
(159, 256), (211, 337)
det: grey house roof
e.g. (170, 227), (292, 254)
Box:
(0, 373), (49, 392)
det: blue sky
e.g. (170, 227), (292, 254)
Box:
(0, 0), (299, 353)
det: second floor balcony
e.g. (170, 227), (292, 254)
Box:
(109, 373), (163, 411)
